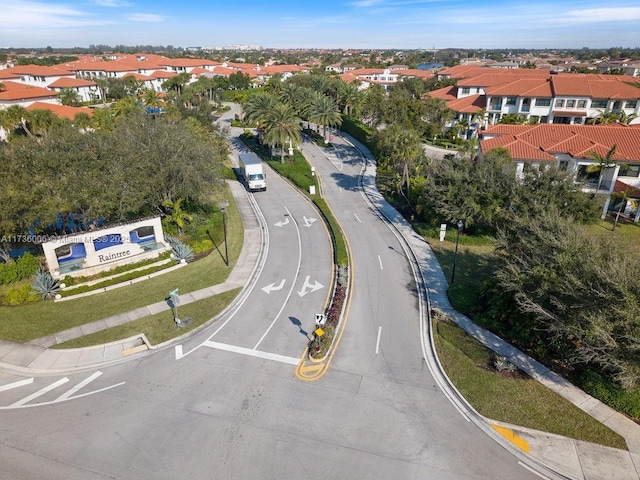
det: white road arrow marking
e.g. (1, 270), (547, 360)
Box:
(302, 216), (317, 227)
(262, 279), (286, 294)
(274, 217), (290, 227)
(297, 275), (324, 297)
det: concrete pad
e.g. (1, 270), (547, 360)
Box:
(80, 320), (110, 336)
(53, 328), (84, 344)
(576, 440), (638, 480)
(50, 350), (82, 370)
(188, 288), (214, 301)
(102, 344), (124, 363)
(125, 307), (149, 322)
(28, 335), (58, 348)
(0, 340), (21, 357)
(104, 314), (131, 328)
(147, 301), (169, 315)
(26, 349), (64, 370)
(77, 347), (107, 367)
(2, 344), (46, 367)
(516, 429), (582, 480)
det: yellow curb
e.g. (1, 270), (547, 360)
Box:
(491, 424), (530, 453)
(295, 355), (329, 381)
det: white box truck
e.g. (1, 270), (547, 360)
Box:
(239, 152), (267, 192)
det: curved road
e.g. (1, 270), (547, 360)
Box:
(0, 107), (542, 479)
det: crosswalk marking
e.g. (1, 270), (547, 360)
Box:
(55, 371), (103, 401)
(203, 340), (300, 365)
(0, 378), (34, 392)
(10, 377), (69, 407)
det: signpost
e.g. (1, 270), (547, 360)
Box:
(169, 288), (180, 325)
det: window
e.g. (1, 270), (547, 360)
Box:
(540, 116), (549, 123)
(555, 99), (565, 108)
(573, 118), (583, 125)
(591, 99), (608, 109)
(535, 98), (551, 107)
(521, 98), (531, 112)
(619, 164), (640, 178)
(461, 87), (470, 94)
(577, 100), (587, 108)
(626, 100), (638, 109)
(567, 100), (576, 108)
(506, 97), (517, 106)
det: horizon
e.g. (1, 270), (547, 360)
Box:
(2, 0), (640, 50)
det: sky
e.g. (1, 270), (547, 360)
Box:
(2, 0), (640, 50)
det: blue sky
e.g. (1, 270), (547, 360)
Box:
(2, 0), (640, 49)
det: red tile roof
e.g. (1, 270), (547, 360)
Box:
(2, 64), (73, 77)
(26, 102), (93, 120)
(48, 77), (97, 88)
(0, 80), (58, 101)
(481, 124), (640, 162)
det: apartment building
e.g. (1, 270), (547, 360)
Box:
(480, 123), (640, 221)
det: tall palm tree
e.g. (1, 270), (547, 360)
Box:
(586, 144), (618, 195)
(243, 91), (279, 133)
(307, 93), (342, 141)
(375, 124), (423, 204)
(263, 103), (301, 163)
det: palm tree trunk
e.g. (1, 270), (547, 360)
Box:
(612, 201), (625, 231)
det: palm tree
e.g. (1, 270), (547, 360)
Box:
(112, 97), (142, 119)
(58, 88), (81, 106)
(243, 92), (279, 141)
(337, 82), (362, 117)
(375, 124), (423, 204)
(610, 184), (639, 231)
(142, 88), (164, 115)
(90, 107), (115, 131)
(162, 197), (193, 235)
(263, 103), (301, 163)
(0, 105), (36, 139)
(307, 93), (342, 141)
(586, 144), (618, 195)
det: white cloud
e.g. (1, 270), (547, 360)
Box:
(92, 0), (132, 7)
(565, 7), (640, 23)
(125, 13), (166, 23)
(1, 0), (111, 28)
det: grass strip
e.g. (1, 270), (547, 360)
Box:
(55, 288), (241, 348)
(433, 317), (627, 450)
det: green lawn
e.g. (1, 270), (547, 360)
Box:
(434, 317), (627, 450)
(0, 193), (243, 343)
(55, 288), (241, 348)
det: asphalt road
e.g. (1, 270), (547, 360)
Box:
(0, 107), (541, 480)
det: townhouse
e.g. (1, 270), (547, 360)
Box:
(432, 66), (640, 129)
(480, 123), (640, 221)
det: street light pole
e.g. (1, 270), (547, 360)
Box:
(451, 220), (464, 284)
(219, 200), (229, 266)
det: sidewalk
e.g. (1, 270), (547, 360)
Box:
(0, 180), (262, 375)
(346, 132), (640, 480)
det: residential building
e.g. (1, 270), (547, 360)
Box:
(480, 123), (640, 221)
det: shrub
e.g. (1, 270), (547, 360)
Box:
(493, 355), (517, 373)
(31, 267), (62, 300)
(188, 238), (214, 254)
(164, 235), (195, 262)
(0, 253), (40, 285)
(1, 283), (40, 305)
(576, 369), (640, 420)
